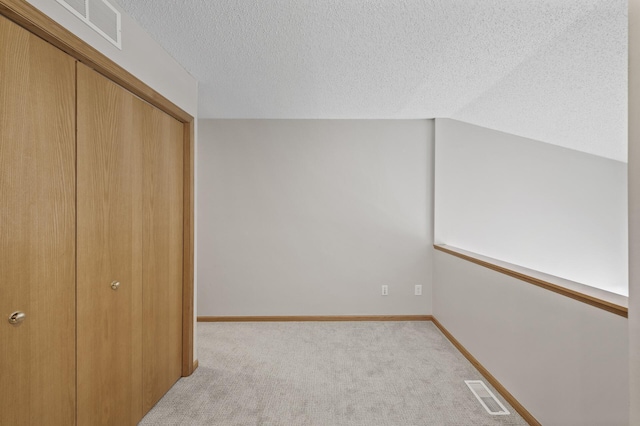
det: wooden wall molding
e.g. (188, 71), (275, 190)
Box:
(198, 315), (433, 322)
(0, 0), (191, 122)
(431, 317), (541, 426)
(434, 244), (628, 318)
(0, 0), (196, 377)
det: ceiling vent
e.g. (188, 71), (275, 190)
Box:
(465, 380), (510, 415)
(57, 0), (121, 49)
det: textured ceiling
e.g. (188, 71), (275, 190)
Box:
(115, 0), (627, 161)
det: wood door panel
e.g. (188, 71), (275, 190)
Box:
(76, 63), (143, 426)
(142, 106), (184, 412)
(0, 15), (76, 426)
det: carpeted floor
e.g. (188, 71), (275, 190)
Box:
(139, 321), (527, 425)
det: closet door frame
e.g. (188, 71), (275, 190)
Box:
(0, 0), (197, 376)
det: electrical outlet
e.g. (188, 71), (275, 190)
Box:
(414, 285), (422, 296)
(381, 285), (388, 296)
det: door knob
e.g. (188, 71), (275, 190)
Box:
(110, 281), (120, 290)
(8, 311), (26, 325)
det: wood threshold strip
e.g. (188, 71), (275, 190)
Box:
(434, 244), (628, 318)
(0, 0), (191, 123)
(198, 315), (433, 322)
(431, 317), (541, 426)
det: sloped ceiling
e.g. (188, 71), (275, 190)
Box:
(115, 0), (627, 161)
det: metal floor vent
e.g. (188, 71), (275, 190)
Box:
(465, 380), (510, 415)
(57, 0), (121, 49)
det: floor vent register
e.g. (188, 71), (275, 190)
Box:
(465, 380), (510, 415)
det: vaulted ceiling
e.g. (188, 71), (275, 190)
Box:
(115, 0), (627, 161)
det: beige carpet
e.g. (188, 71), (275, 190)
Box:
(140, 321), (527, 425)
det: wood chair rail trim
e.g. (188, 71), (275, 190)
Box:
(434, 244), (628, 318)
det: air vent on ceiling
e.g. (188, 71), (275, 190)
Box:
(465, 380), (510, 415)
(57, 0), (121, 49)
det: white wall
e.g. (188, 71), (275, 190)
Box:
(433, 250), (628, 426)
(197, 119), (433, 316)
(629, 0), (640, 421)
(434, 118), (628, 295)
(25, 0), (198, 117)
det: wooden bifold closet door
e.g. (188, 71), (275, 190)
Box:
(2, 11), (186, 425)
(76, 63), (183, 425)
(141, 89), (184, 413)
(0, 15), (76, 426)
(76, 62), (144, 425)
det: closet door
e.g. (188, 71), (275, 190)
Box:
(0, 16), (76, 426)
(142, 102), (184, 412)
(76, 63), (144, 425)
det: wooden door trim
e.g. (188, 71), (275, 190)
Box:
(0, 0), (191, 123)
(182, 121), (195, 376)
(0, 0), (196, 377)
